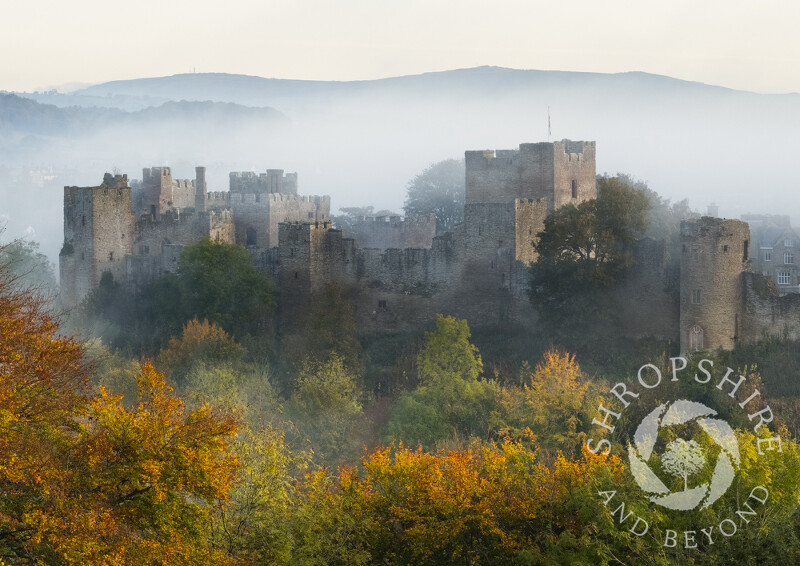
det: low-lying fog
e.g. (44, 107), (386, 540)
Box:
(3, 67), (799, 266)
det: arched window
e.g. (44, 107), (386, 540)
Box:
(690, 325), (704, 352)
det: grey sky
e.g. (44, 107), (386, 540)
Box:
(4, 0), (799, 92)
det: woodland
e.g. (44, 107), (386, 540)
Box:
(1, 168), (799, 565)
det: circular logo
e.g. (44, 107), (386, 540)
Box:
(627, 399), (741, 511)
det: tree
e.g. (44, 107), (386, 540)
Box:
(529, 175), (651, 336)
(175, 238), (275, 336)
(0, 250), (240, 564)
(280, 283), (363, 381)
(416, 313), (482, 386)
(157, 317), (244, 388)
(0, 238), (57, 296)
(661, 438), (706, 491)
(332, 206), (399, 233)
(385, 315), (501, 448)
(403, 159), (465, 235)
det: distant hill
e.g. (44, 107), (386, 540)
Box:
(0, 94), (287, 136)
(4, 66), (800, 266)
(27, 66), (762, 113)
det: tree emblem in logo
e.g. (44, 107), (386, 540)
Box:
(627, 400), (740, 510)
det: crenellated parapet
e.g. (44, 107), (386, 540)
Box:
(346, 213), (437, 250)
(230, 169), (298, 195)
(465, 139), (596, 211)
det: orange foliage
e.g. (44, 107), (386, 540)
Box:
(332, 439), (623, 565)
(0, 267), (239, 564)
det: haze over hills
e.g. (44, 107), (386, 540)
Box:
(3, 66), (800, 265)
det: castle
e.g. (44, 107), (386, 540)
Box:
(59, 139), (800, 354)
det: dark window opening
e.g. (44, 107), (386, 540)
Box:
(150, 204), (156, 217)
(246, 226), (257, 246)
(294, 272), (298, 279)
(378, 300), (387, 309)
(108, 252), (113, 261)
(743, 240), (749, 262)
(571, 180), (577, 199)
(81, 215), (85, 226)
(723, 245), (729, 253)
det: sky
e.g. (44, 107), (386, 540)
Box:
(3, 0), (800, 93)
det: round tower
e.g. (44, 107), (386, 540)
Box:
(195, 166), (207, 213)
(680, 217), (750, 353)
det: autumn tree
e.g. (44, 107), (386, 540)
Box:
(0, 248), (240, 564)
(157, 317), (245, 388)
(403, 159), (465, 235)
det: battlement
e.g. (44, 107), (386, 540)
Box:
(229, 169), (299, 195)
(465, 139), (596, 208)
(229, 193), (329, 206)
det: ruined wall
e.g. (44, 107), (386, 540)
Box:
(229, 170), (298, 195)
(462, 203), (519, 292)
(465, 140), (596, 211)
(232, 193), (330, 248)
(133, 209), (234, 263)
(680, 217), (751, 353)
(60, 174), (135, 308)
(206, 191), (230, 211)
(142, 167), (198, 216)
(741, 272), (800, 342)
(615, 238), (680, 340)
(346, 214), (436, 250)
(514, 198), (548, 265)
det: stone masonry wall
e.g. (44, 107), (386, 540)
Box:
(232, 193), (330, 248)
(347, 214), (436, 250)
(680, 217), (751, 352)
(741, 272), (800, 342)
(229, 170), (298, 195)
(464, 140), (596, 212)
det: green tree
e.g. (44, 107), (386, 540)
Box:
(416, 313), (482, 386)
(174, 238), (275, 336)
(385, 315), (501, 448)
(529, 175), (651, 336)
(403, 159), (465, 235)
(287, 353), (363, 464)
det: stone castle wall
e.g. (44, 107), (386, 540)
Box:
(465, 140), (596, 212)
(60, 174), (134, 307)
(346, 214), (436, 250)
(680, 217), (751, 352)
(741, 272), (800, 342)
(229, 170), (298, 195)
(142, 167), (198, 216)
(231, 193), (330, 248)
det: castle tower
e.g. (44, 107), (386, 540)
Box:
(195, 166), (207, 213)
(60, 173), (135, 308)
(142, 166), (172, 218)
(680, 217), (751, 353)
(464, 139), (596, 212)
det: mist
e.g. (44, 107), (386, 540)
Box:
(3, 66), (800, 266)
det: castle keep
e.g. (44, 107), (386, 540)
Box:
(59, 138), (800, 353)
